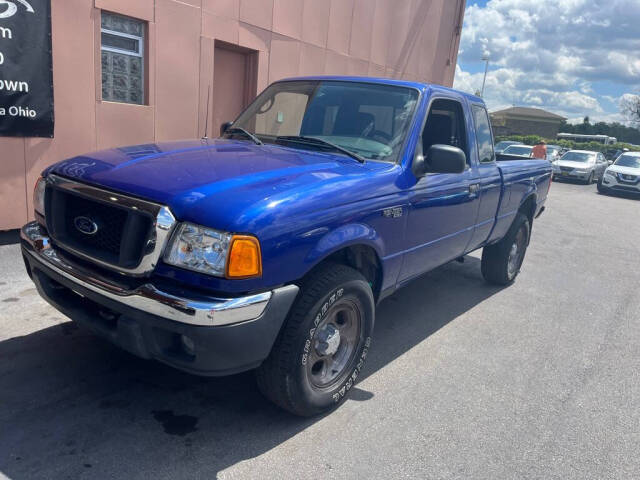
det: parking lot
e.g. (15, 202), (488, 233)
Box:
(0, 180), (639, 480)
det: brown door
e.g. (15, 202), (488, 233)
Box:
(212, 42), (258, 137)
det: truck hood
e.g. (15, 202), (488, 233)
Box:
(46, 139), (399, 231)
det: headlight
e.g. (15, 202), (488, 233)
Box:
(33, 176), (46, 217)
(164, 223), (262, 278)
(605, 170), (617, 178)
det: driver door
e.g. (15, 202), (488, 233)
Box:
(398, 97), (481, 283)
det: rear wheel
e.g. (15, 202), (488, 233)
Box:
(256, 264), (374, 416)
(481, 212), (530, 285)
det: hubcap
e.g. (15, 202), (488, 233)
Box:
(507, 226), (526, 278)
(316, 324), (341, 356)
(307, 299), (362, 389)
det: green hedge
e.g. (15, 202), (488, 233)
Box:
(494, 135), (640, 153)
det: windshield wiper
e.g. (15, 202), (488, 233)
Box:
(225, 127), (263, 145)
(276, 135), (365, 163)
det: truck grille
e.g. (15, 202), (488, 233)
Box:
(63, 193), (128, 256)
(46, 183), (154, 269)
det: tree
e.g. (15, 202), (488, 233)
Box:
(621, 94), (640, 126)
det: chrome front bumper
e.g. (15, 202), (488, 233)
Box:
(553, 169), (590, 179)
(21, 222), (298, 327)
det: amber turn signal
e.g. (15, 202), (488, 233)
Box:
(226, 235), (262, 279)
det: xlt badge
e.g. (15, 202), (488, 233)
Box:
(383, 207), (403, 218)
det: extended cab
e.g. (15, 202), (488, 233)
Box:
(21, 77), (551, 416)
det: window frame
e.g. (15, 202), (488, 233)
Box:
(471, 103), (496, 164)
(101, 27), (144, 58)
(100, 11), (146, 105)
(417, 96), (471, 170)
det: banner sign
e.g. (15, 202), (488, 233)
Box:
(0, 0), (54, 137)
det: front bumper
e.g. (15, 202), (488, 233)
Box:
(21, 222), (299, 376)
(553, 169), (591, 180)
(601, 175), (640, 194)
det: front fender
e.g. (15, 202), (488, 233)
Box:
(304, 223), (385, 269)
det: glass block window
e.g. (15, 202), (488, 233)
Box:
(101, 12), (145, 105)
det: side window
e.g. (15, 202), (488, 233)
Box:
(471, 104), (494, 163)
(421, 98), (469, 164)
(101, 12), (146, 105)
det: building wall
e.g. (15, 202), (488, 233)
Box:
(491, 117), (563, 139)
(0, 0), (465, 230)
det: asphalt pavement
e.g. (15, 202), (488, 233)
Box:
(0, 181), (639, 479)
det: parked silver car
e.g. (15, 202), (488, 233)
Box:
(552, 150), (607, 184)
(495, 141), (523, 154)
(546, 144), (562, 162)
(502, 144), (533, 158)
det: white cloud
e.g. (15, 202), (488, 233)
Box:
(454, 0), (640, 122)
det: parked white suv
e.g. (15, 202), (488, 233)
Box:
(598, 152), (640, 195)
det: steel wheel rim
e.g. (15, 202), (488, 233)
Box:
(307, 299), (362, 389)
(507, 226), (526, 278)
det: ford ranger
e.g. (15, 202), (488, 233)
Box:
(21, 77), (552, 416)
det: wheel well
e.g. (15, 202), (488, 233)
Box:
(518, 195), (536, 243)
(519, 195), (536, 225)
(307, 245), (383, 301)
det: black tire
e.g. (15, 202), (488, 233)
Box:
(585, 172), (594, 184)
(256, 263), (375, 416)
(597, 176), (606, 194)
(481, 212), (530, 285)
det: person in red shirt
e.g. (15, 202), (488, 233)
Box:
(531, 140), (547, 159)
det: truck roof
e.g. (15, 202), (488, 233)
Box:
(278, 75), (484, 103)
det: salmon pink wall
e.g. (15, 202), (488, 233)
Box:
(0, 0), (465, 230)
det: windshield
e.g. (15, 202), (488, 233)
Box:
(495, 141), (518, 149)
(614, 154), (640, 169)
(504, 145), (532, 156)
(547, 146), (560, 154)
(561, 152), (594, 163)
(229, 80), (419, 162)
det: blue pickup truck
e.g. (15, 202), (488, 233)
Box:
(21, 77), (551, 416)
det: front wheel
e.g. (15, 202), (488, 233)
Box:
(256, 264), (374, 416)
(585, 172), (594, 184)
(597, 176), (608, 194)
(481, 212), (530, 285)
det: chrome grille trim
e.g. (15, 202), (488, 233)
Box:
(45, 174), (176, 277)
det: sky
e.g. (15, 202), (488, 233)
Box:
(453, 0), (640, 124)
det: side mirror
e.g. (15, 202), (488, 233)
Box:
(220, 121), (233, 136)
(414, 144), (466, 176)
(608, 160), (613, 166)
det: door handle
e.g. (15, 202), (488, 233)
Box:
(468, 183), (480, 197)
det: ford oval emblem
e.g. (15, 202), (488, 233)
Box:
(74, 216), (99, 235)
